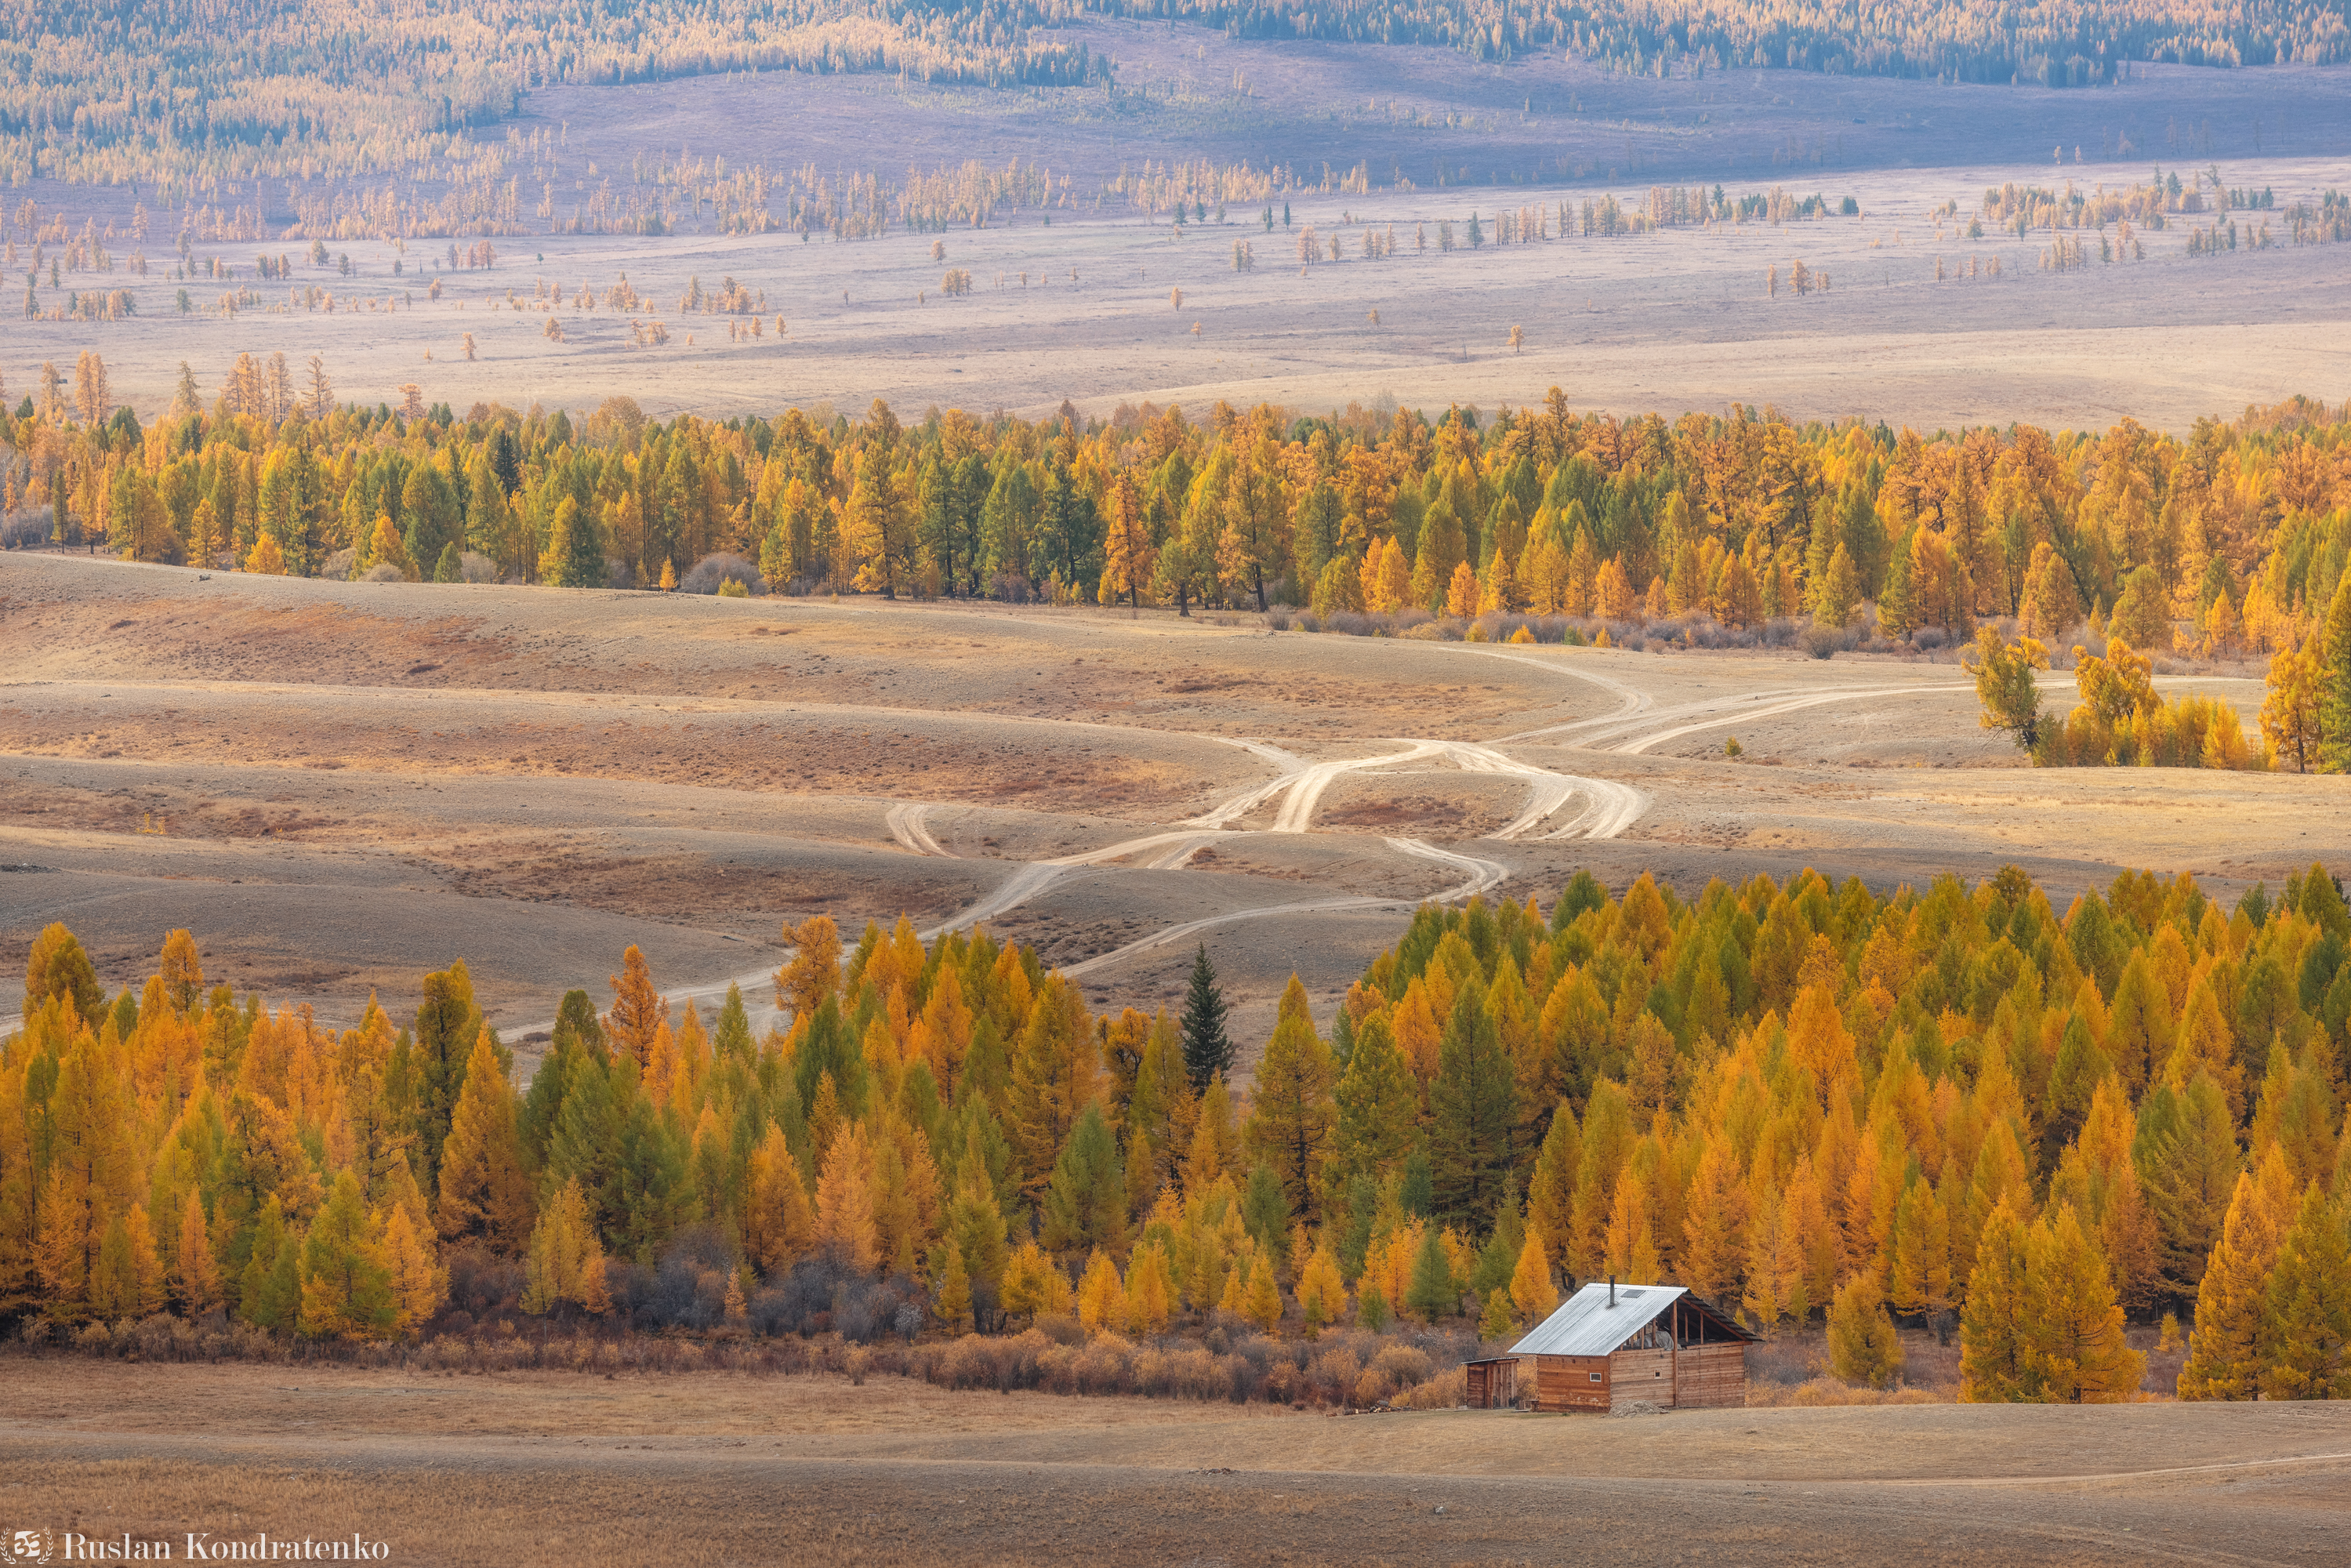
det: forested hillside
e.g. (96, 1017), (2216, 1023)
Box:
(7, 858), (2349, 1403)
(4, 0), (2341, 190)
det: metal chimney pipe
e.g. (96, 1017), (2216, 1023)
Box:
(1609, 1275), (1616, 1307)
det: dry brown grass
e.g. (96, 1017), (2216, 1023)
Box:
(7, 1455), (1072, 1568)
(9, 1356), (2351, 1566)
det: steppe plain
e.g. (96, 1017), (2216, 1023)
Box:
(12, 28), (2351, 434)
(4, 1359), (2348, 1565)
(0, 551), (2317, 1062)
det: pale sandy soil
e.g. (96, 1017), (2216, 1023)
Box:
(2, 1359), (2346, 1565)
(4, 552), (2342, 1067)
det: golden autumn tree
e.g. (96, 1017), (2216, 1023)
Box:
(34, 1033), (135, 1320)
(1246, 976), (1337, 1224)
(2026, 1203), (2145, 1402)
(815, 1120), (880, 1270)
(775, 915), (841, 1019)
(2179, 1165), (2292, 1399)
(1007, 976), (1099, 1200)
(379, 1203), (447, 1334)
(172, 1189), (220, 1315)
(298, 1170), (397, 1340)
(743, 1123), (816, 1275)
(521, 1178), (610, 1316)
(1098, 470), (1154, 612)
(605, 945), (666, 1065)
(1508, 1231), (1558, 1323)
(436, 1029), (535, 1253)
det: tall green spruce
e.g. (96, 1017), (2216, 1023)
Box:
(1180, 944), (1233, 1090)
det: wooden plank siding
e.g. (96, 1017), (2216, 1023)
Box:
(1675, 1343), (1747, 1408)
(1608, 1347), (1674, 1410)
(1536, 1354), (1612, 1411)
(1464, 1359), (1517, 1409)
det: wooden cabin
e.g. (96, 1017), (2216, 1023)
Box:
(1488, 1282), (1755, 1413)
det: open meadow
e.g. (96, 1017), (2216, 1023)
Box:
(0, 552), (2323, 1054)
(4, 1357), (2348, 1565)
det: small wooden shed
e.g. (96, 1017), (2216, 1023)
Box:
(1463, 1356), (1517, 1408)
(1503, 1282), (1755, 1413)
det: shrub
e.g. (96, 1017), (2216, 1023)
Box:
(361, 562), (405, 583)
(442, 1246), (524, 1328)
(1032, 1312), (1085, 1346)
(1799, 622), (1854, 659)
(1308, 1347), (1361, 1403)
(680, 552), (766, 595)
(1397, 1364), (1468, 1408)
(1368, 1342), (1433, 1388)
(459, 550), (500, 583)
(1, 506), (54, 548)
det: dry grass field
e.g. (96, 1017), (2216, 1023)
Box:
(4, 1357), (2347, 1565)
(13, 42), (2351, 436)
(1, 550), (2334, 1067)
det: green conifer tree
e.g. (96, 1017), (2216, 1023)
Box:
(238, 1196), (293, 1329)
(1404, 1224), (1455, 1323)
(1039, 1103), (1127, 1258)
(1240, 1163), (1290, 1263)
(299, 1170), (396, 1339)
(2321, 576), (2351, 773)
(1428, 981), (1518, 1227)
(1180, 946), (1233, 1091)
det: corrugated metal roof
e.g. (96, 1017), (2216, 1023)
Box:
(1507, 1282), (1686, 1357)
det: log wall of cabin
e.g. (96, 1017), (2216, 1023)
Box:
(1608, 1347), (1674, 1409)
(1536, 1353), (1611, 1411)
(1674, 1343), (1747, 1408)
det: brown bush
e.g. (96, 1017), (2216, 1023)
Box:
(1308, 1348), (1360, 1404)
(1368, 1343), (1432, 1388)
(13, 1305), (1487, 1413)
(1397, 1365), (1468, 1409)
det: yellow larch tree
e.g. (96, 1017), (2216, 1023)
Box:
(521, 1178), (610, 1316)
(815, 1121), (880, 1270)
(434, 1029), (535, 1253)
(743, 1123), (816, 1275)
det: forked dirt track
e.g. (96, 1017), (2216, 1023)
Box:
(0, 554), (2332, 1059)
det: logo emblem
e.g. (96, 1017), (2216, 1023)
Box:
(5, 1530), (53, 1566)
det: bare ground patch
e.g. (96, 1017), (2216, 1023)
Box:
(0, 704), (1205, 817)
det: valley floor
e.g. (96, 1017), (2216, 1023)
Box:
(3, 1358), (2345, 1564)
(1, 551), (2331, 1066)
